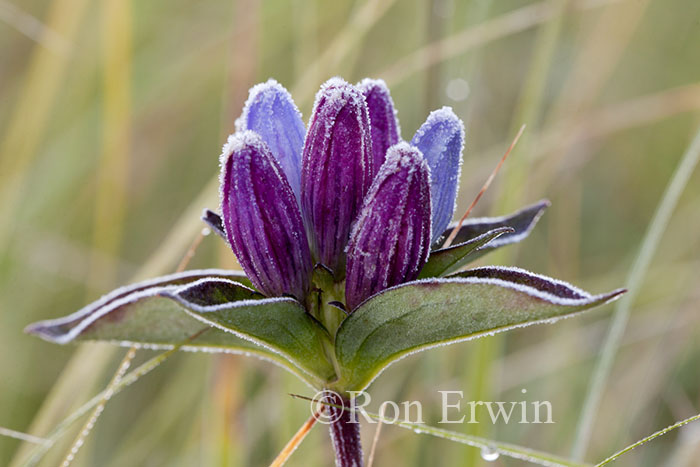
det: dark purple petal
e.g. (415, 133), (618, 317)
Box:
(411, 107), (465, 244)
(357, 78), (400, 173)
(236, 80), (305, 199)
(345, 142), (431, 311)
(301, 78), (374, 274)
(220, 131), (312, 300)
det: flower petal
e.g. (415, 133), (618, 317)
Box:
(345, 142), (431, 311)
(236, 79), (305, 199)
(220, 131), (312, 300)
(301, 77), (374, 274)
(411, 107), (465, 244)
(357, 78), (400, 173)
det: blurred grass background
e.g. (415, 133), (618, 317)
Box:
(1, 0), (699, 465)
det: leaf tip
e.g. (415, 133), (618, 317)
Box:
(24, 320), (63, 343)
(601, 288), (627, 304)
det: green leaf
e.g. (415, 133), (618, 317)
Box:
(333, 267), (624, 392)
(435, 200), (549, 260)
(26, 271), (336, 387)
(419, 227), (513, 278)
(164, 278), (336, 383)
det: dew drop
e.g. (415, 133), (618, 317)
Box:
(446, 78), (470, 102)
(480, 446), (500, 462)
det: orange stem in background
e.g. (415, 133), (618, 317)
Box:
(442, 124), (526, 248)
(175, 229), (206, 272)
(269, 409), (321, 467)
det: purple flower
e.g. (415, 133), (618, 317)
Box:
(220, 131), (311, 301)
(236, 80), (306, 200)
(357, 78), (401, 174)
(345, 143), (432, 311)
(411, 107), (465, 244)
(220, 77), (465, 307)
(301, 78), (374, 274)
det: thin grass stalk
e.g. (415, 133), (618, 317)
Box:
(58, 348), (136, 467)
(0, 0), (90, 254)
(379, 0), (619, 88)
(496, 0), (568, 211)
(90, 0), (131, 285)
(594, 413), (700, 466)
(18, 332), (207, 467)
(536, 0), (652, 195)
(291, 394), (591, 467)
(0, 0), (70, 54)
(570, 125), (700, 460)
(269, 410), (320, 467)
(462, 3), (568, 464)
(12, 0), (380, 461)
(291, 0), (399, 104)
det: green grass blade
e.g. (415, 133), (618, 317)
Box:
(296, 395), (592, 467)
(595, 413), (700, 466)
(18, 334), (200, 467)
(571, 125), (700, 460)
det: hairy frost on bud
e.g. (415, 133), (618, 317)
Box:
(301, 77), (374, 274)
(235, 79), (306, 199)
(345, 142), (431, 311)
(411, 107), (465, 244)
(357, 78), (401, 173)
(220, 131), (311, 300)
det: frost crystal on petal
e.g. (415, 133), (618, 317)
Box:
(236, 79), (306, 200)
(301, 77), (374, 274)
(358, 78), (401, 173)
(345, 142), (431, 311)
(411, 107), (465, 244)
(220, 131), (312, 300)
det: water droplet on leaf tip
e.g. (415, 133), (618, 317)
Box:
(480, 447), (500, 462)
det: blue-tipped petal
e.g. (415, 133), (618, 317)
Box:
(357, 78), (400, 173)
(345, 142), (431, 311)
(236, 79), (306, 199)
(411, 107), (465, 244)
(220, 131), (312, 300)
(301, 78), (374, 274)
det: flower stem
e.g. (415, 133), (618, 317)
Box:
(326, 393), (364, 467)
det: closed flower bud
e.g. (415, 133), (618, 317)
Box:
(411, 107), (464, 244)
(301, 78), (374, 274)
(357, 78), (400, 174)
(236, 79), (306, 200)
(220, 131), (312, 300)
(345, 143), (432, 310)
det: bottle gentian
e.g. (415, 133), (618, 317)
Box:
(27, 77), (625, 467)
